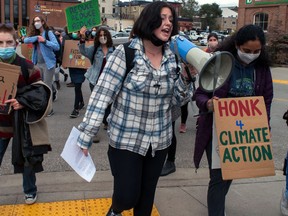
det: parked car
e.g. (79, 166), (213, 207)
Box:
(112, 32), (130, 46)
(124, 26), (133, 33)
(199, 37), (208, 46)
(179, 31), (192, 42)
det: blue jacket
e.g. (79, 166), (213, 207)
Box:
(24, 30), (59, 70)
(79, 43), (114, 85)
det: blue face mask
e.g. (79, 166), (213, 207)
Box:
(0, 47), (16, 60)
(72, 33), (78, 39)
(91, 31), (96, 37)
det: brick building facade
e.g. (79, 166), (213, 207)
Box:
(0, 0), (79, 29)
(238, 0), (288, 33)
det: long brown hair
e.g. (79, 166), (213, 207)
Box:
(28, 16), (50, 36)
(94, 27), (113, 48)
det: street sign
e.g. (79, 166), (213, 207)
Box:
(246, 0), (252, 4)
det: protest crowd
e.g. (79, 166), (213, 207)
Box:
(0, 1), (287, 216)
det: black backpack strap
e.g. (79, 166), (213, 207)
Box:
(123, 41), (135, 79)
(45, 30), (50, 41)
(20, 57), (29, 83)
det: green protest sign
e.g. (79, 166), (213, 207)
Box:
(65, 0), (101, 33)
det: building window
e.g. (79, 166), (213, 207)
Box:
(5, 0), (10, 23)
(102, 7), (105, 14)
(254, 13), (268, 30)
(232, 21), (236, 25)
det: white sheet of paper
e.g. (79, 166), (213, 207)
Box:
(61, 127), (96, 182)
(212, 115), (221, 169)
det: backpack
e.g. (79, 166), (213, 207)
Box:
(45, 30), (62, 63)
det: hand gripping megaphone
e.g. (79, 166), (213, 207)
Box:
(170, 35), (234, 92)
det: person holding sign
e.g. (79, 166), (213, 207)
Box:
(0, 23), (52, 205)
(62, 30), (86, 118)
(78, 26), (115, 131)
(193, 24), (273, 216)
(76, 2), (194, 216)
(23, 16), (59, 116)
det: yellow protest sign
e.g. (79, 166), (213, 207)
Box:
(214, 96), (275, 180)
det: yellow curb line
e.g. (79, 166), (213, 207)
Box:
(273, 80), (288, 85)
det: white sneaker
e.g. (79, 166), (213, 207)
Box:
(25, 193), (37, 205)
(281, 189), (288, 216)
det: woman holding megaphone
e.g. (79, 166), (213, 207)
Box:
(193, 24), (273, 216)
(75, 2), (194, 216)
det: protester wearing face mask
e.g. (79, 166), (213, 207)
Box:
(79, 27), (114, 134)
(193, 24), (273, 216)
(205, 33), (219, 53)
(0, 23), (52, 205)
(23, 16), (59, 117)
(89, 27), (97, 40)
(61, 30), (86, 119)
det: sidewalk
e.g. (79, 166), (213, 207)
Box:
(0, 168), (285, 216)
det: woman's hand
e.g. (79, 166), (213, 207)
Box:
(79, 26), (87, 39)
(5, 99), (24, 110)
(206, 96), (219, 112)
(81, 148), (89, 157)
(37, 36), (46, 43)
(181, 63), (198, 81)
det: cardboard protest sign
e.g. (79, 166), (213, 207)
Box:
(213, 96), (275, 180)
(0, 62), (20, 114)
(65, 0), (101, 33)
(21, 43), (34, 61)
(62, 40), (93, 69)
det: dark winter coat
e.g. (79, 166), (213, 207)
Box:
(193, 63), (273, 169)
(12, 81), (52, 173)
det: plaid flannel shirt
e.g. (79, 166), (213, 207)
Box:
(77, 37), (193, 156)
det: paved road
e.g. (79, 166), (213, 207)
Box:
(1, 65), (288, 177)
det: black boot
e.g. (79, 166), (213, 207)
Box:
(160, 160), (176, 176)
(106, 208), (122, 216)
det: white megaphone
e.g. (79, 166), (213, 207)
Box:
(170, 35), (234, 92)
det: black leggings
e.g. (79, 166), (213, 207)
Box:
(167, 121), (176, 162)
(206, 141), (232, 216)
(108, 145), (168, 216)
(74, 83), (84, 110)
(181, 102), (189, 124)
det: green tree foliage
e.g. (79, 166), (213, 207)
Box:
(180, 0), (199, 20)
(198, 3), (222, 31)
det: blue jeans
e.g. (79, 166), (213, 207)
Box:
(0, 138), (37, 195)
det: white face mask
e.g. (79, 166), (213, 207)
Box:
(99, 36), (107, 44)
(208, 41), (218, 50)
(34, 22), (42, 30)
(237, 49), (261, 64)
